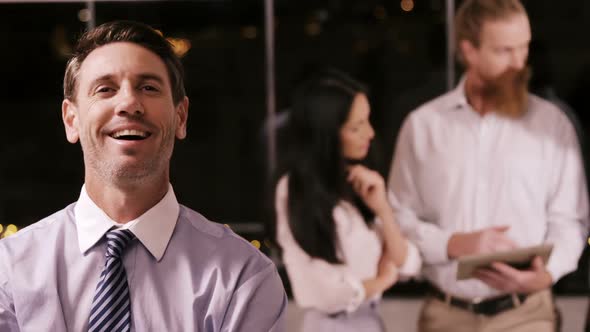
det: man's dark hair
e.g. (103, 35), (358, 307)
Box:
(455, 0), (526, 63)
(63, 20), (185, 104)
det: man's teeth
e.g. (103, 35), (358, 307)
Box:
(112, 129), (148, 138)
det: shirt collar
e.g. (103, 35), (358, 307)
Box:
(444, 75), (470, 111)
(74, 183), (180, 261)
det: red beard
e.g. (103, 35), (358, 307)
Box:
(481, 67), (531, 118)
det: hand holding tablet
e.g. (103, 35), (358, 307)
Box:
(456, 244), (553, 280)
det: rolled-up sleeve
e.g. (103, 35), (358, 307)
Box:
(275, 177), (365, 314)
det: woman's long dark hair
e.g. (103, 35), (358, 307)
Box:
(275, 70), (377, 264)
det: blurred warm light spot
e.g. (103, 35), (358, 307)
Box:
(374, 5), (387, 20)
(154, 29), (163, 37)
(224, 224), (230, 229)
(0, 224), (3, 234)
(52, 25), (72, 58)
(241, 26), (258, 39)
(401, 0), (414, 12)
(588, 237), (590, 246)
(166, 37), (191, 58)
(305, 22), (321, 36)
(1, 224), (18, 238)
(78, 9), (91, 23)
(251, 240), (261, 249)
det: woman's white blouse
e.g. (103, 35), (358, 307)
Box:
(275, 176), (421, 314)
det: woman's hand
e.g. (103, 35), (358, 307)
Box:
(348, 165), (410, 270)
(347, 165), (390, 215)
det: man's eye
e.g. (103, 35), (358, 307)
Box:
(96, 86), (114, 94)
(142, 85), (159, 92)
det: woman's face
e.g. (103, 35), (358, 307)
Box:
(339, 93), (374, 160)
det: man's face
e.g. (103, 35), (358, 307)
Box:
(62, 42), (188, 184)
(465, 13), (531, 82)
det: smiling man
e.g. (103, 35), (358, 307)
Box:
(0, 21), (286, 331)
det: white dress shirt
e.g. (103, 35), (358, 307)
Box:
(388, 79), (589, 299)
(0, 184), (287, 331)
(275, 176), (421, 314)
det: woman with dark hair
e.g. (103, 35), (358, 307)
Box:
(273, 71), (421, 331)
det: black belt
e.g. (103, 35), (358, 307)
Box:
(429, 286), (528, 316)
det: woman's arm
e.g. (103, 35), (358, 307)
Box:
(347, 165), (410, 267)
(275, 176), (394, 313)
(362, 251), (399, 298)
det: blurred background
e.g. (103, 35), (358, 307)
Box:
(1, 0), (589, 329)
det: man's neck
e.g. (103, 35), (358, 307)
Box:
(84, 173), (169, 223)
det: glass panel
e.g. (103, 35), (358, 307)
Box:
(0, 3), (87, 229)
(274, 0), (448, 174)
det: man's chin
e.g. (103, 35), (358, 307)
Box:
(103, 159), (155, 182)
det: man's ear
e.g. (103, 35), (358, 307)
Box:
(175, 96), (189, 140)
(460, 39), (478, 67)
(62, 99), (80, 143)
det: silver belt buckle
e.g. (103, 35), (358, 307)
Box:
(468, 297), (483, 312)
(444, 293), (452, 306)
(511, 293), (522, 307)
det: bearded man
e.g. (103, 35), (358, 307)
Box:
(388, 0), (588, 331)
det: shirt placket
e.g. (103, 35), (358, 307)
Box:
(473, 115), (493, 230)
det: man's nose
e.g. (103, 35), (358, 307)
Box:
(115, 87), (144, 116)
(509, 52), (527, 71)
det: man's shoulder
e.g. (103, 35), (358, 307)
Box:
(528, 93), (566, 117)
(408, 90), (458, 121)
(527, 93), (576, 130)
(177, 205), (273, 265)
(0, 204), (75, 247)
(0, 203), (76, 272)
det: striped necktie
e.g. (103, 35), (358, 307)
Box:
(88, 229), (135, 332)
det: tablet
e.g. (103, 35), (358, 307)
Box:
(456, 244), (553, 280)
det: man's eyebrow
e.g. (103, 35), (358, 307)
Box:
(89, 73), (165, 85)
(89, 74), (115, 86)
(137, 73), (165, 84)
(86, 74), (115, 94)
